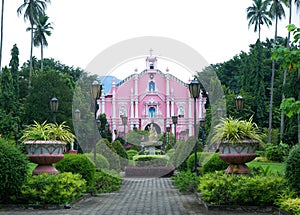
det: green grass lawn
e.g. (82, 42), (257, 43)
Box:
(248, 158), (286, 175)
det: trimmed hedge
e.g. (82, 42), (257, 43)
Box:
(172, 171), (200, 193)
(133, 155), (169, 167)
(55, 154), (95, 190)
(85, 153), (110, 169)
(201, 152), (228, 174)
(126, 149), (138, 160)
(0, 139), (29, 203)
(94, 169), (122, 193)
(96, 139), (121, 171)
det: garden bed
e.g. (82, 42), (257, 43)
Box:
(124, 165), (175, 177)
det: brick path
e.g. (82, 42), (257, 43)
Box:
(0, 178), (274, 215)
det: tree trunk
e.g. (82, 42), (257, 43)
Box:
(40, 39), (43, 73)
(298, 69), (300, 143)
(29, 24), (33, 88)
(280, 0), (292, 140)
(0, 0), (4, 73)
(268, 15), (278, 143)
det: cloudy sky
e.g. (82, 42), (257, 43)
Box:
(1, 0), (299, 79)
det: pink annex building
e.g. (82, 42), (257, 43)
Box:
(97, 55), (206, 141)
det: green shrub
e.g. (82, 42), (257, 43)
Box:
(172, 171), (200, 193)
(278, 198), (300, 215)
(86, 153), (110, 169)
(265, 142), (290, 162)
(198, 172), (287, 206)
(285, 145), (300, 194)
(127, 149), (138, 160)
(94, 169), (122, 193)
(202, 153), (228, 174)
(112, 140), (128, 169)
(96, 139), (121, 171)
(55, 154), (95, 190)
(20, 172), (86, 204)
(0, 139), (29, 203)
(133, 155), (169, 167)
(170, 140), (193, 171)
(187, 152), (202, 171)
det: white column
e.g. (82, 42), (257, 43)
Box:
(101, 96), (105, 114)
(171, 100), (174, 116)
(166, 99), (170, 118)
(130, 100), (134, 118)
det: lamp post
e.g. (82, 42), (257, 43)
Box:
(74, 109), (81, 152)
(236, 95), (244, 118)
(166, 125), (170, 148)
(199, 119), (206, 147)
(92, 80), (101, 164)
(188, 78), (201, 176)
(172, 115), (178, 146)
(50, 97), (58, 123)
(121, 115), (128, 144)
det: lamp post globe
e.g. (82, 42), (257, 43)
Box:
(172, 115), (178, 146)
(50, 97), (58, 123)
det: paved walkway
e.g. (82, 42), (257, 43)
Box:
(0, 178), (275, 215)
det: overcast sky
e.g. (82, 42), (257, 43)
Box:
(1, 0), (299, 79)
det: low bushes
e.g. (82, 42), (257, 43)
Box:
(20, 172), (86, 205)
(278, 198), (300, 215)
(172, 171), (200, 193)
(198, 171), (287, 206)
(201, 153), (228, 174)
(55, 154), (96, 191)
(285, 145), (300, 195)
(133, 155), (169, 167)
(85, 153), (110, 169)
(94, 169), (122, 193)
(126, 149), (138, 160)
(0, 139), (29, 203)
(265, 142), (290, 162)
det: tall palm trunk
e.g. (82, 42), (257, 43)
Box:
(268, 14), (279, 143)
(298, 69), (300, 142)
(0, 0), (4, 73)
(280, 0), (292, 140)
(40, 38), (43, 73)
(29, 23), (33, 88)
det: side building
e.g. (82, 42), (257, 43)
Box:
(97, 55), (206, 142)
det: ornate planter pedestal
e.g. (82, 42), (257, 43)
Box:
(218, 140), (258, 174)
(24, 140), (66, 175)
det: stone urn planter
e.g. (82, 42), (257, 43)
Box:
(21, 121), (75, 175)
(218, 140), (258, 174)
(24, 140), (66, 175)
(212, 117), (262, 174)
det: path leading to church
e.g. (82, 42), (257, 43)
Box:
(0, 178), (274, 215)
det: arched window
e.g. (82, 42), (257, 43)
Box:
(148, 107), (156, 118)
(149, 81), (155, 91)
(150, 62), (154, 69)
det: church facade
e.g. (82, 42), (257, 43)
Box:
(97, 55), (206, 141)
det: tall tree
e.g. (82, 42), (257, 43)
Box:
(266, 0), (289, 142)
(247, 0), (272, 40)
(0, 0), (4, 72)
(28, 14), (53, 73)
(17, 0), (50, 88)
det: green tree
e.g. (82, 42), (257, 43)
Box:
(17, 0), (50, 88)
(0, 0), (4, 72)
(247, 0), (272, 40)
(29, 14), (53, 73)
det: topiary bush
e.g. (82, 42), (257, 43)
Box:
(127, 149), (138, 160)
(201, 153), (228, 174)
(0, 139), (29, 203)
(20, 172), (86, 205)
(96, 139), (121, 171)
(112, 140), (128, 169)
(55, 154), (95, 191)
(94, 169), (122, 193)
(285, 145), (300, 194)
(86, 153), (110, 169)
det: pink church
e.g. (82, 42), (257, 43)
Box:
(97, 55), (206, 141)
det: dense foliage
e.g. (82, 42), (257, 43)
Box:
(201, 153), (228, 174)
(133, 155), (169, 167)
(94, 169), (122, 193)
(85, 153), (110, 169)
(285, 145), (300, 195)
(172, 171), (200, 193)
(55, 154), (96, 191)
(20, 172), (86, 205)
(0, 139), (29, 203)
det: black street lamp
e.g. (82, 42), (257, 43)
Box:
(236, 95), (244, 118)
(188, 77), (201, 176)
(74, 109), (81, 152)
(121, 115), (128, 144)
(172, 115), (178, 146)
(91, 80), (102, 164)
(50, 97), (58, 123)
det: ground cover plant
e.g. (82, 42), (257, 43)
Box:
(172, 171), (200, 193)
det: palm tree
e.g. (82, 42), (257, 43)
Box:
(266, 0), (289, 143)
(17, 0), (50, 87)
(247, 0), (272, 40)
(0, 0), (4, 73)
(28, 14), (53, 73)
